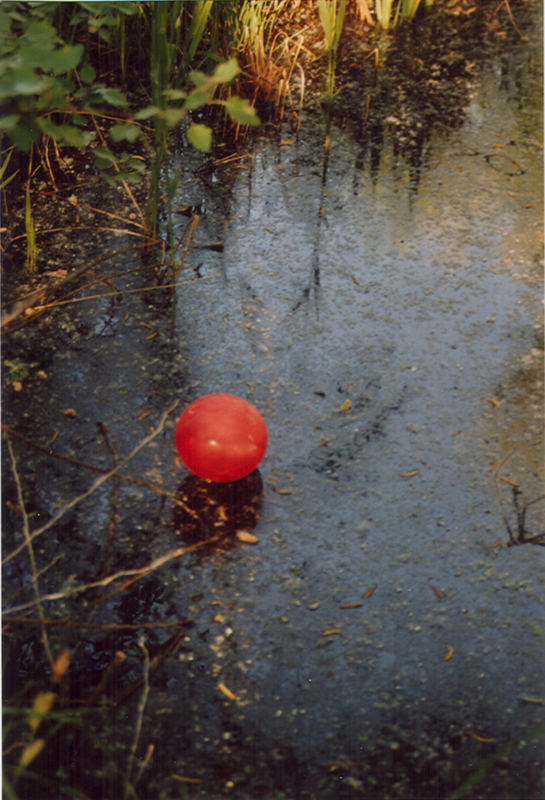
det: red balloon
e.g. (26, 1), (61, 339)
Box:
(175, 394), (268, 482)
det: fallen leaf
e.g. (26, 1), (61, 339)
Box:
(29, 691), (56, 732)
(430, 584), (443, 601)
(172, 774), (202, 784)
(52, 650), (70, 684)
(217, 682), (237, 701)
(400, 470), (419, 478)
(236, 530), (258, 544)
(520, 696), (545, 705)
(19, 738), (45, 768)
(339, 398), (352, 414)
(486, 397), (502, 408)
(443, 644), (454, 662)
(62, 408), (77, 418)
(470, 732), (497, 743)
(321, 629), (342, 637)
(499, 475), (519, 488)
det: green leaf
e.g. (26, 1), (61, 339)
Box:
(0, 114), (20, 131)
(184, 89), (210, 111)
(22, 20), (58, 46)
(127, 156), (146, 172)
(133, 105), (160, 120)
(109, 123), (141, 143)
(95, 86), (127, 108)
(123, 172), (143, 184)
(38, 119), (89, 148)
(59, 125), (91, 148)
(163, 108), (186, 128)
(79, 63), (96, 84)
(94, 147), (118, 168)
(13, 43), (55, 70)
(186, 122), (212, 152)
(0, 68), (52, 98)
(189, 69), (209, 88)
(162, 88), (187, 101)
(7, 121), (39, 151)
(50, 44), (83, 75)
(225, 95), (260, 127)
(213, 58), (239, 84)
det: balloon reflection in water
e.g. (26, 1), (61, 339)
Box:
(172, 470), (263, 552)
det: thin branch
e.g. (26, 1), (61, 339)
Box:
(2, 400), (179, 567)
(1, 423), (202, 520)
(97, 423), (120, 580)
(6, 438), (54, 668)
(3, 617), (192, 631)
(124, 637), (150, 797)
(5, 271), (221, 317)
(3, 535), (221, 616)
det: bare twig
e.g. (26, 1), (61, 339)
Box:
(493, 446), (545, 546)
(2, 400), (179, 567)
(1, 422), (202, 521)
(3, 617), (192, 631)
(3, 271), (220, 321)
(97, 423), (120, 579)
(134, 744), (155, 788)
(1, 243), (151, 330)
(124, 637), (150, 797)
(6, 438), (54, 668)
(3, 535), (221, 616)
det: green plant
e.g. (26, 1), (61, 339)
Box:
(374, 0), (433, 29)
(0, 2), (260, 261)
(317, 0), (347, 103)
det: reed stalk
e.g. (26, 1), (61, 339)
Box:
(317, 0), (347, 113)
(24, 181), (37, 273)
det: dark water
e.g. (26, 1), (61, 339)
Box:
(2, 4), (543, 799)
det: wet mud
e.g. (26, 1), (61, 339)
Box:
(2, 3), (543, 799)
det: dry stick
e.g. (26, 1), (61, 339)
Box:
(2, 553), (64, 609)
(4, 617), (192, 631)
(114, 629), (186, 709)
(493, 446), (544, 544)
(11, 271), (221, 314)
(124, 638), (151, 798)
(3, 535), (221, 617)
(134, 745), (155, 788)
(165, 214), (200, 280)
(88, 110), (147, 231)
(33, 188), (147, 231)
(6, 438), (54, 669)
(1, 423), (202, 521)
(2, 400), (179, 567)
(1, 242), (149, 330)
(491, 0), (527, 39)
(97, 423), (120, 580)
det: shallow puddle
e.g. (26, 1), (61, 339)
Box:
(2, 4), (543, 798)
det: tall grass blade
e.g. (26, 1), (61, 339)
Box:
(185, 0), (214, 66)
(375, 0), (395, 28)
(25, 183), (37, 272)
